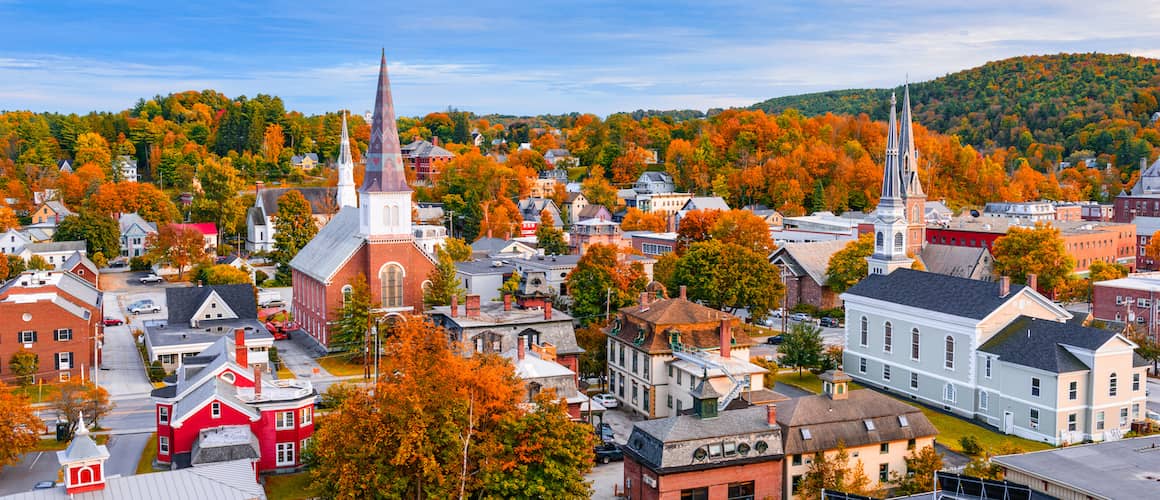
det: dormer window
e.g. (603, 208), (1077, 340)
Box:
(864, 419), (876, 431)
(800, 428), (812, 440)
(898, 415), (909, 427)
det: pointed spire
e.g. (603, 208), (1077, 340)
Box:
(898, 83), (924, 197)
(881, 92), (901, 200)
(360, 49), (410, 193)
(75, 412), (88, 436)
(339, 111), (353, 166)
(336, 111), (357, 208)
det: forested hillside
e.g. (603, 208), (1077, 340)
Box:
(752, 53), (1160, 171)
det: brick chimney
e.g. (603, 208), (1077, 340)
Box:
(466, 295), (481, 318)
(517, 337), (526, 360)
(255, 181), (263, 195)
(999, 276), (1011, 297)
(253, 365), (262, 398)
(234, 329), (248, 368)
(1027, 273), (1037, 291)
(450, 294), (458, 317)
(544, 301), (553, 320)
(766, 404), (777, 427)
(719, 319), (731, 359)
(639, 292), (650, 311)
(503, 293), (512, 311)
(679, 285), (687, 300)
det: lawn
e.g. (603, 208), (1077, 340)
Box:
(776, 370), (862, 394)
(317, 355), (367, 378)
(9, 383), (61, 404)
(33, 434), (109, 452)
(136, 433), (158, 474)
(276, 364), (296, 380)
(264, 471), (315, 500)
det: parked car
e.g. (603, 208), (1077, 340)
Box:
(32, 481), (56, 490)
(765, 335), (784, 345)
(1148, 410), (1160, 422)
(789, 312), (811, 322)
(127, 300), (161, 315)
(257, 289), (284, 308)
(591, 393), (619, 409)
(594, 442), (623, 464)
(139, 273), (164, 284)
(594, 423), (615, 443)
(820, 317), (841, 328)
(102, 317), (124, 326)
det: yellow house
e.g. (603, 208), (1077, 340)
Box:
(31, 200), (73, 226)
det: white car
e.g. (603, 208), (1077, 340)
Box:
(139, 273), (164, 284)
(592, 393), (619, 409)
(128, 300), (161, 315)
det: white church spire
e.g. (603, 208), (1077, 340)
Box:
(336, 111), (357, 208)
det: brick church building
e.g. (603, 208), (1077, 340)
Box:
(290, 52), (436, 349)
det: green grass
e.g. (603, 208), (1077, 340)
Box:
(136, 433), (158, 474)
(776, 371), (862, 394)
(9, 383), (61, 404)
(32, 434), (109, 452)
(264, 471), (315, 500)
(317, 355), (366, 378)
(903, 403), (1053, 455)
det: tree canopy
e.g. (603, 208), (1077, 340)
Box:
(991, 222), (1074, 292)
(54, 209), (120, 259)
(826, 232), (874, 293)
(272, 190), (317, 284)
(779, 321), (825, 376)
(0, 382), (41, 470)
(669, 240), (783, 319)
(565, 243), (649, 325)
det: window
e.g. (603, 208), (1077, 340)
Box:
(910, 373), (918, 389)
(1097, 411), (1106, 430)
(1134, 373), (1141, 391)
(379, 263), (404, 308)
(1031, 378), (1041, 397)
(18, 331), (36, 344)
(727, 481), (754, 500)
(859, 357), (867, 373)
(300, 407), (312, 426)
(1030, 409), (1039, 430)
(276, 411), (295, 430)
(899, 415), (909, 427)
(632, 351), (638, 374)
(1140, 298), (1151, 308)
(643, 388), (650, 411)
(883, 365), (891, 381)
(677, 370), (683, 385)
(619, 344), (624, 366)
(792, 475), (803, 495)
(54, 329), (72, 341)
(792, 454), (802, 466)
(880, 442), (889, 454)
(860, 318), (869, 346)
(943, 384), (956, 403)
(894, 232), (904, 252)
(680, 487), (709, 500)
(911, 328), (920, 360)
(979, 391), (989, 410)
(211, 402), (221, 418)
(341, 285), (353, 305)
(158, 407), (169, 425)
(883, 321), (892, 352)
(1069, 381), (1078, 400)
(876, 231), (883, 249)
(632, 382), (638, 404)
(1068, 413), (1077, 431)
(984, 356), (992, 378)
(159, 436), (169, 454)
(879, 463), (890, 482)
(1121, 407), (1130, 426)
(276, 442), (295, 466)
(643, 359), (650, 380)
(1110, 373), (1118, 397)
(907, 438), (916, 450)
(55, 352), (73, 370)
(944, 336), (955, 370)
(667, 395), (673, 408)
(1134, 403), (1141, 419)
(618, 374), (624, 397)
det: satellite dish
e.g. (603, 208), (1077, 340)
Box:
(969, 209), (980, 218)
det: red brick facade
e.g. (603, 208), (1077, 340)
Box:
(927, 223), (1136, 274)
(784, 275), (841, 311)
(623, 454), (782, 500)
(0, 273), (101, 384)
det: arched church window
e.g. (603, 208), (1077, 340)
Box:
(380, 264), (404, 308)
(894, 232), (904, 252)
(876, 232), (883, 249)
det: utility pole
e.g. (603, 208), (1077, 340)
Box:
(781, 266), (789, 334)
(605, 288), (612, 320)
(447, 210), (455, 239)
(93, 323), (100, 387)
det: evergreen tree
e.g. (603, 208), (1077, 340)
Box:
(535, 214), (569, 255)
(424, 248), (464, 307)
(272, 190), (318, 284)
(779, 321), (825, 376)
(332, 273), (371, 361)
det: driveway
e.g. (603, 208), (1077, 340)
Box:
(98, 291), (154, 398)
(587, 459), (624, 500)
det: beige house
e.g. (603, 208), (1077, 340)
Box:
(778, 371), (938, 500)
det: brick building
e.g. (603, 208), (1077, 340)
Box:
(401, 138), (453, 182)
(769, 240), (848, 311)
(0, 271), (102, 384)
(1092, 273), (1160, 337)
(925, 217), (1136, 275)
(289, 53), (436, 351)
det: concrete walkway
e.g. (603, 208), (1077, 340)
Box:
(97, 291), (154, 398)
(277, 332), (334, 379)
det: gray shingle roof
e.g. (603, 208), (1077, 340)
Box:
(27, 240), (86, 253)
(256, 187), (335, 216)
(776, 390), (937, 455)
(288, 206), (364, 283)
(992, 435), (1160, 500)
(167, 284), (257, 323)
(625, 405), (783, 473)
(918, 244), (991, 279)
(1, 459), (267, 500)
(118, 213), (157, 235)
(979, 316), (1122, 373)
(770, 240), (851, 286)
(682, 197), (729, 211)
(63, 251), (98, 274)
(843, 268), (1032, 320)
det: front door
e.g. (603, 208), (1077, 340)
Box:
(1003, 411), (1014, 434)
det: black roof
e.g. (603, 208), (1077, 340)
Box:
(151, 384), (177, 398)
(979, 316), (1119, 373)
(844, 268), (1026, 320)
(166, 284), (257, 323)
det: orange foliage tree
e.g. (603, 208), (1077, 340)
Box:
(710, 209), (776, 254)
(0, 381), (41, 470)
(620, 207), (668, 232)
(676, 208), (722, 252)
(87, 182), (179, 223)
(145, 224), (208, 278)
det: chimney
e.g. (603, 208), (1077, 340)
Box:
(255, 181), (263, 195)
(719, 319), (732, 359)
(999, 276), (1010, 297)
(450, 295), (458, 317)
(487, 228), (493, 239)
(766, 404), (777, 427)
(639, 292), (649, 311)
(517, 337), (526, 360)
(1027, 273), (1037, 291)
(466, 295), (481, 318)
(544, 301), (553, 320)
(679, 285), (687, 300)
(253, 365), (262, 398)
(503, 293), (512, 311)
(234, 329), (248, 368)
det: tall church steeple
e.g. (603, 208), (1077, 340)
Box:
(898, 83), (927, 255)
(336, 112), (357, 209)
(358, 50), (413, 237)
(867, 91), (914, 276)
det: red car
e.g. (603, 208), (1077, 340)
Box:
(103, 317), (124, 326)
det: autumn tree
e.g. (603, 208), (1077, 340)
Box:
(331, 273), (370, 360)
(5, 255), (25, 280)
(580, 166), (617, 210)
(87, 182), (179, 223)
(1063, 259), (1128, 302)
(27, 255), (51, 271)
(670, 240), (783, 319)
(1145, 231), (1160, 264)
(73, 132), (112, 171)
(262, 123), (285, 164)
(54, 210), (120, 259)
(8, 351), (38, 385)
(710, 209), (775, 254)
(676, 209), (721, 252)
(192, 156), (247, 237)
(272, 190), (318, 284)
(145, 224), (207, 279)
(535, 216), (569, 255)
(0, 255), (7, 282)
(797, 442), (874, 500)
(891, 445), (945, 495)
(309, 317), (592, 498)
(498, 271), (521, 298)
(0, 381), (41, 470)
(442, 237), (473, 262)
(826, 232), (874, 293)
(51, 382), (113, 439)
(620, 208), (668, 232)
(424, 247), (464, 307)
(991, 222), (1075, 293)
(566, 243), (649, 325)
(574, 321), (609, 381)
(193, 263), (252, 285)
(0, 204), (17, 232)
(779, 321), (825, 376)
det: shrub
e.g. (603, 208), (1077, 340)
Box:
(147, 360), (167, 382)
(960, 435), (984, 457)
(268, 346), (280, 364)
(254, 269), (269, 285)
(129, 256), (153, 271)
(820, 307), (845, 319)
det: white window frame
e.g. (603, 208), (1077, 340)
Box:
(56, 352), (72, 370)
(883, 365), (891, 381)
(55, 328), (72, 341)
(859, 357), (867, 373)
(984, 356), (992, 378)
(159, 436), (170, 454)
(883, 321), (892, 353)
(910, 328), (920, 361)
(1031, 377), (1041, 397)
(910, 373), (919, 390)
(276, 410), (295, 430)
(979, 391), (989, 410)
(275, 442), (296, 466)
(944, 335), (955, 370)
(860, 318), (869, 347)
(1110, 373), (1118, 397)
(943, 383), (956, 403)
(18, 330), (35, 344)
(1068, 413), (1077, 431)
(1030, 409), (1039, 430)
(211, 402), (221, 418)
(158, 407), (169, 425)
(300, 407), (312, 427)
(1069, 381), (1078, 400)
(1121, 407), (1130, 426)
(1133, 373), (1141, 392)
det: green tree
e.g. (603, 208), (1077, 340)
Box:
(8, 351), (38, 385)
(565, 244), (649, 325)
(272, 190), (318, 284)
(826, 232), (874, 293)
(53, 210), (120, 259)
(574, 321), (608, 381)
(536, 217), (569, 255)
(797, 442), (874, 500)
(194, 263), (252, 285)
(779, 321), (825, 376)
(424, 247), (464, 307)
(5, 255), (26, 280)
(192, 156), (247, 237)
(991, 222), (1074, 293)
(26, 255), (51, 271)
(891, 445), (945, 495)
(671, 240), (784, 319)
(332, 273), (371, 360)
(442, 237), (473, 262)
(498, 270), (521, 297)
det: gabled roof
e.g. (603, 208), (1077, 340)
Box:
(118, 213), (157, 235)
(769, 240), (850, 286)
(166, 284), (257, 324)
(255, 187), (336, 217)
(290, 153), (319, 164)
(844, 268), (1038, 320)
(636, 171), (672, 184)
(26, 240), (86, 254)
(918, 244), (991, 280)
(776, 389), (937, 455)
(43, 200), (73, 216)
(682, 197), (729, 212)
(401, 139), (454, 159)
(609, 298), (750, 354)
(63, 251), (98, 274)
(287, 207), (364, 283)
(979, 316), (1128, 373)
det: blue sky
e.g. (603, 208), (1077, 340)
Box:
(2, 0), (1159, 117)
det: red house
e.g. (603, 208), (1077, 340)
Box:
(150, 330), (316, 472)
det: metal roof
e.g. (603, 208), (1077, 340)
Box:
(288, 206), (364, 284)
